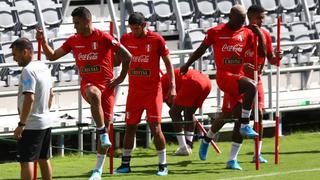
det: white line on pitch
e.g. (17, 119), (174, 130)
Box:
(217, 168), (320, 180)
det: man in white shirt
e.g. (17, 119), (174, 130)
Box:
(12, 37), (54, 180)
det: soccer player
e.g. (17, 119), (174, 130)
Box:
(180, 5), (266, 170)
(36, 7), (132, 180)
(161, 68), (211, 156)
(114, 12), (176, 176)
(243, 5), (283, 163)
(12, 38), (54, 180)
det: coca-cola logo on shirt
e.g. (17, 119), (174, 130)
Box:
(221, 44), (243, 53)
(132, 55), (150, 63)
(78, 53), (98, 61)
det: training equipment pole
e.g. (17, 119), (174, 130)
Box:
(275, 16), (281, 165)
(33, 38), (42, 180)
(109, 21), (115, 175)
(253, 35), (260, 170)
(195, 120), (221, 154)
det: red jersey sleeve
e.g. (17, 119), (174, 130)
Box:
(103, 32), (121, 52)
(158, 35), (170, 56)
(61, 37), (73, 53)
(203, 28), (215, 46)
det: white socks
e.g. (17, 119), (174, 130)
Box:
(207, 129), (216, 139)
(229, 142), (242, 161)
(157, 149), (167, 165)
(95, 153), (106, 172)
(253, 141), (263, 156)
(176, 131), (187, 148)
(123, 148), (133, 157)
(185, 131), (194, 142)
(241, 109), (251, 119)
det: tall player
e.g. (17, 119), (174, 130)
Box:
(161, 68), (211, 156)
(180, 5), (266, 170)
(36, 7), (132, 180)
(114, 12), (176, 176)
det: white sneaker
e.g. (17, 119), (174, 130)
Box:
(89, 169), (101, 180)
(174, 146), (192, 156)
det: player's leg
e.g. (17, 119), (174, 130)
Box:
(89, 88), (115, 179)
(17, 130), (47, 180)
(20, 162), (34, 180)
(183, 107), (197, 150)
(38, 159), (52, 180)
(38, 128), (52, 180)
(147, 91), (168, 176)
(169, 104), (191, 155)
(83, 84), (111, 149)
(149, 121), (168, 176)
(115, 94), (143, 174)
(238, 77), (258, 138)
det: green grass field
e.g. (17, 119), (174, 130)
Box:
(1, 132), (320, 180)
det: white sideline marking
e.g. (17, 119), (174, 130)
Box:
(217, 168), (320, 180)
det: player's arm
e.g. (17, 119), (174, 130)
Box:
(162, 55), (176, 103)
(108, 45), (132, 88)
(113, 53), (121, 67)
(180, 43), (210, 74)
(36, 28), (67, 61)
(267, 49), (283, 65)
(14, 92), (34, 139)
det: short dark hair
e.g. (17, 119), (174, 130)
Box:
(128, 12), (145, 25)
(10, 37), (33, 53)
(247, 5), (265, 15)
(71, 6), (92, 20)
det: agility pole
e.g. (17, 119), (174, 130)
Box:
(275, 16), (281, 165)
(109, 21), (115, 175)
(253, 34), (260, 170)
(33, 37), (42, 180)
(195, 120), (221, 154)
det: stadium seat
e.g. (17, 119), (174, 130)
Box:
(39, 0), (63, 28)
(216, 0), (236, 23)
(256, 0), (280, 24)
(241, 0), (256, 10)
(279, 0), (302, 23)
(15, 0), (38, 39)
(290, 22), (317, 64)
(152, 0), (176, 32)
(305, 0), (320, 21)
(178, 0), (198, 29)
(193, 0), (218, 29)
(126, 0), (154, 21)
(0, 0), (19, 42)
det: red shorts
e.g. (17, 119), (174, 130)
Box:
(216, 70), (243, 98)
(125, 89), (163, 125)
(175, 78), (211, 108)
(80, 81), (115, 121)
(222, 80), (265, 112)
